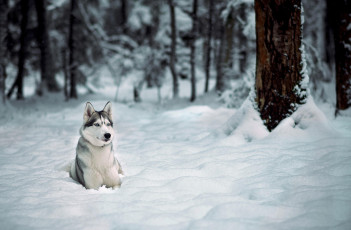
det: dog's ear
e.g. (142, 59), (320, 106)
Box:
(84, 102), (95, 122)
(103, 101), (112, 118)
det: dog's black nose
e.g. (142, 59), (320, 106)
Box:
(104, 133), (111, 139)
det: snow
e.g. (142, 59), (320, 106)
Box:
(128, 3), (152, 31)
(1, 85), (351, 229)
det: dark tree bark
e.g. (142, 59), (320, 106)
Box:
(223, 10), (234, 74)
(238, 4), (248, 74)
(168, 0), (179, 98)
(325, 0), (336, 67)
(120, 0), (127, 34)
(255, 0), (307, 131)
(204, 0), (213, 93)
(68, 0), (78, 99)
(215, 22), (226, 93)
(334, 1), (351, 112)
(34, 0), (59, 95)
(216, 7), (234, 94)
(62, 48), (69, 100)
(190, 0), (198, 102)
(133, 80), (144, 103)
(7, 0), (29, 100)
(0, 0), (8, 104)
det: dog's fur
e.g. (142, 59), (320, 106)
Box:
(70, 101), (123, 189)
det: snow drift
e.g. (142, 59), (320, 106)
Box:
(0, 96), (350, 230)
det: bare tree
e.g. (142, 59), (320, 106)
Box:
(334, 1), (351, 112)
(190, 0), (198, 102)
(168, 0), (179, 98)
(255, 0), (307, 131)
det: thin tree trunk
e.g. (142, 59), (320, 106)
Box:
(224, 10), (234, 74)
(0, 0), (8, 104)
(204, 0), (213, 93)
(255, 0), (307, 131)
(215, 23), (226, 93)
(133, 80), (144, 103)
(7, 0), (29, 100)
(190, 0), (198, 102)
(34, 0), (59, 95)
(68, 0), (77, 99)
(238, 5), (247, 74)
(334, 1), (351, 112)
(62, 48), (69, 100)
(168, 0), (179, 98)
(325, 0), (336, 67)
(120, 0), (127, 34)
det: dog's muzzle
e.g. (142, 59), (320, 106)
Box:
(104, 133), (111, 141)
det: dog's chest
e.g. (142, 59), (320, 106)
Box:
(80, 145), (116, 173)
(92, 147), (114, 169)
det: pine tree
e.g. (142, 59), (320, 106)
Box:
(255, 0), (307, 131)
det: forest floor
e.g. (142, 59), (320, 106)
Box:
(0, 76), (351, 229)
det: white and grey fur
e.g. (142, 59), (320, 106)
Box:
(70, 101), (123, 189)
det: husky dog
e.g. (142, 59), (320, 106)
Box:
(70, 101), (123, 189)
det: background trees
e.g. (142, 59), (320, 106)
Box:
(1, 0), (350, 118)
(0, 0), (8, 104)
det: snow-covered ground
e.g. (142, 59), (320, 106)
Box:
(0, 78), (351, 229)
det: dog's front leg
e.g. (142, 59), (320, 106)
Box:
(105, 168), (122, 189)
(83, 170), (103, 190)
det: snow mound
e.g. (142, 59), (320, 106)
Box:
(1, 99), (351, 230)
(221, 96), (335, 145)
(220, 98), (269, 144)
(269, 96), (335, 141)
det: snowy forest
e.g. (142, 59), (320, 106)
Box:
(0, 0), (351, 229)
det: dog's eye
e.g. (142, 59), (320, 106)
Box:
(94, 123), (100, 127)
(106, 123), (111, 126)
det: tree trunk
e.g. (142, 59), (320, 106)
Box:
(68, 0), (78, 99)
(62, 48), (69, 100)
(204, 0), (213, 93)
(223, 10), (234, 75)
(34, 0), (59, 95)
(168, 0), (179, 98)
(325, 0), (336, 67)
(120, 0), (127, 34)
(334, 1), (351, 112)
(0, 0), (8, 104)
(238, 4), (248, 74)
(7, 0), (29, 100)
(215, 23), (226, 93)
(255, 0), (307, 131)
(133, 80), (144, 103)
(190, 0), (198, 102)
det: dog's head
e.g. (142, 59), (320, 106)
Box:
(81, 101), (115, 147)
